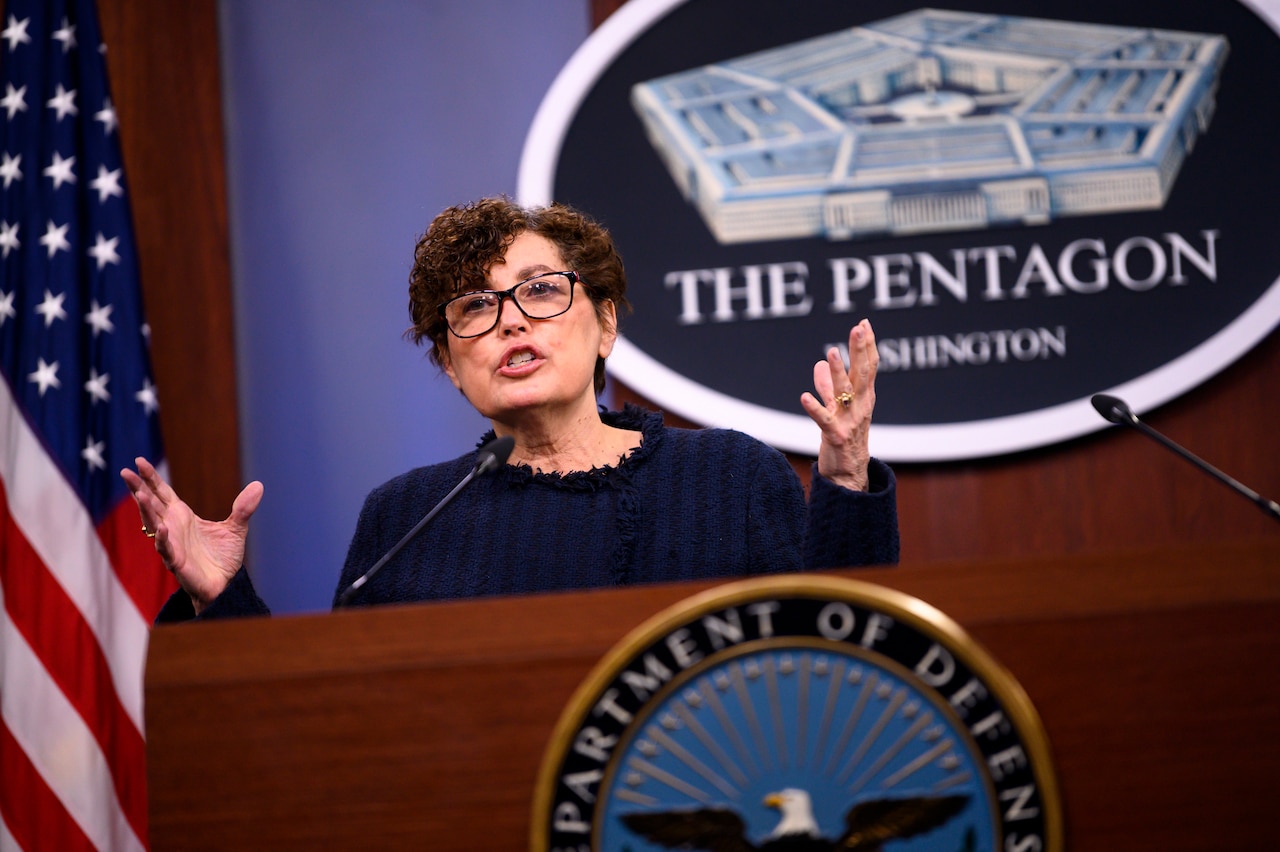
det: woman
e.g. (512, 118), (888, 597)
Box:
(124, 198), (898, 620)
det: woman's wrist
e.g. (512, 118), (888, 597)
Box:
(818, 464), (869, 492)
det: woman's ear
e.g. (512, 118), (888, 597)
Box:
(598, 300), (618, 359)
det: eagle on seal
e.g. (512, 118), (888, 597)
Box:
(619, 788), (969, 851)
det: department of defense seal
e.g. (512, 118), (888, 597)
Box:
(532, 576), (1062, 851)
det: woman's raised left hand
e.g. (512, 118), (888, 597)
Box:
(800, 318), (879, 492)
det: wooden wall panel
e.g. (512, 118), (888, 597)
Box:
(891, 329), (1280, 563)
(96, 0), (241, 520)
(591, 0), (630, 29)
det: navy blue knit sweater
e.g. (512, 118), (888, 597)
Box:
(163, 407), (897, 621)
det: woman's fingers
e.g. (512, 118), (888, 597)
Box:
(134, 456), (178, 507)
(151, 521), (176, 566)
(813, 357), (835, 408)
(119, 461), (260, 611)
(827, 346), (850, 397)
(123, 470), (162, 534)
(123, 457), (176, 527)
(801, 320), (878, 492)
(121, 458), (191, 570)
(846, 319), (878, 404)
(229, 481), (265, 528)
(799, 389), (825, 422)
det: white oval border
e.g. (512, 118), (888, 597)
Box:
(519, 0), (1280, 461)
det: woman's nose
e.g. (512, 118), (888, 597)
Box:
(496, 294), (526, 332)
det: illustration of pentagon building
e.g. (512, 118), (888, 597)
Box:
(631, 9), (1228, 243)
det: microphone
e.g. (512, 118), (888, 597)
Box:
(335, 435), (515, 607)
(1090, 393), (1280, 523)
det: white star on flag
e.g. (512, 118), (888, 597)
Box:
(95, 96), (116, 134)
(0, 151), (20, 186)
(1, 14), (30, 51)
(52, 17), (76, 53)
(135, 376), (159, 414)
(85, 299), (114, 335)
(0, 220), (18, 257)
(84, 367), (111, 404)
(45, 82), (76, 120)
(35, 288), (67, 327)
(88, 231), (120, 269)
(1, 82), (25, 118)
(0, 289), (14, 325)
(43, 150), (75, 189)
(90, 163), (121, 201)
(81, 436), (106, 470)
(28, 356), (61, 395)
(39, 219), (70, 256)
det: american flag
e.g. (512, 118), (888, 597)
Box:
(0, 0), (175, 848)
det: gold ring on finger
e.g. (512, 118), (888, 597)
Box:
(836, 391), (853, 407)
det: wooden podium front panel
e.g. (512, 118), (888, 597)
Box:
(144, 540), (1280, 849)
(145, 581), (707, 847)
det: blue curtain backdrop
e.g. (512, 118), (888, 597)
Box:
(219, 1), (590, 612)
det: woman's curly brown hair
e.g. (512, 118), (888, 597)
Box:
(408, 197), (629, 394)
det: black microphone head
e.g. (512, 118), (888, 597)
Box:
(474, 435), (515, 475)
(1091, 393), (1135, 425)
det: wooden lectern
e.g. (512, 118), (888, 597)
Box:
(145, 539), (1280, 850)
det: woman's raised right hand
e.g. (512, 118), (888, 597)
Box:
(121, 458), (264, 615)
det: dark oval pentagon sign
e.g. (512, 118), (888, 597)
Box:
(531, 575), (1062, 851)
(519, 0), (1280, 461)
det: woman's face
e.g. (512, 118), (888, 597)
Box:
(441, 231), (616, 422)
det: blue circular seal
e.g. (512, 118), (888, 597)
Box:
(532, 576), (1062, 851)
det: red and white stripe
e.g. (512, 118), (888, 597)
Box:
(1, 376), (174, 849)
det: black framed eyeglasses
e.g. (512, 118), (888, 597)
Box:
(438, 270), (581, 339)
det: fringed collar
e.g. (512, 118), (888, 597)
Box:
(475, 404), (663, 491)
